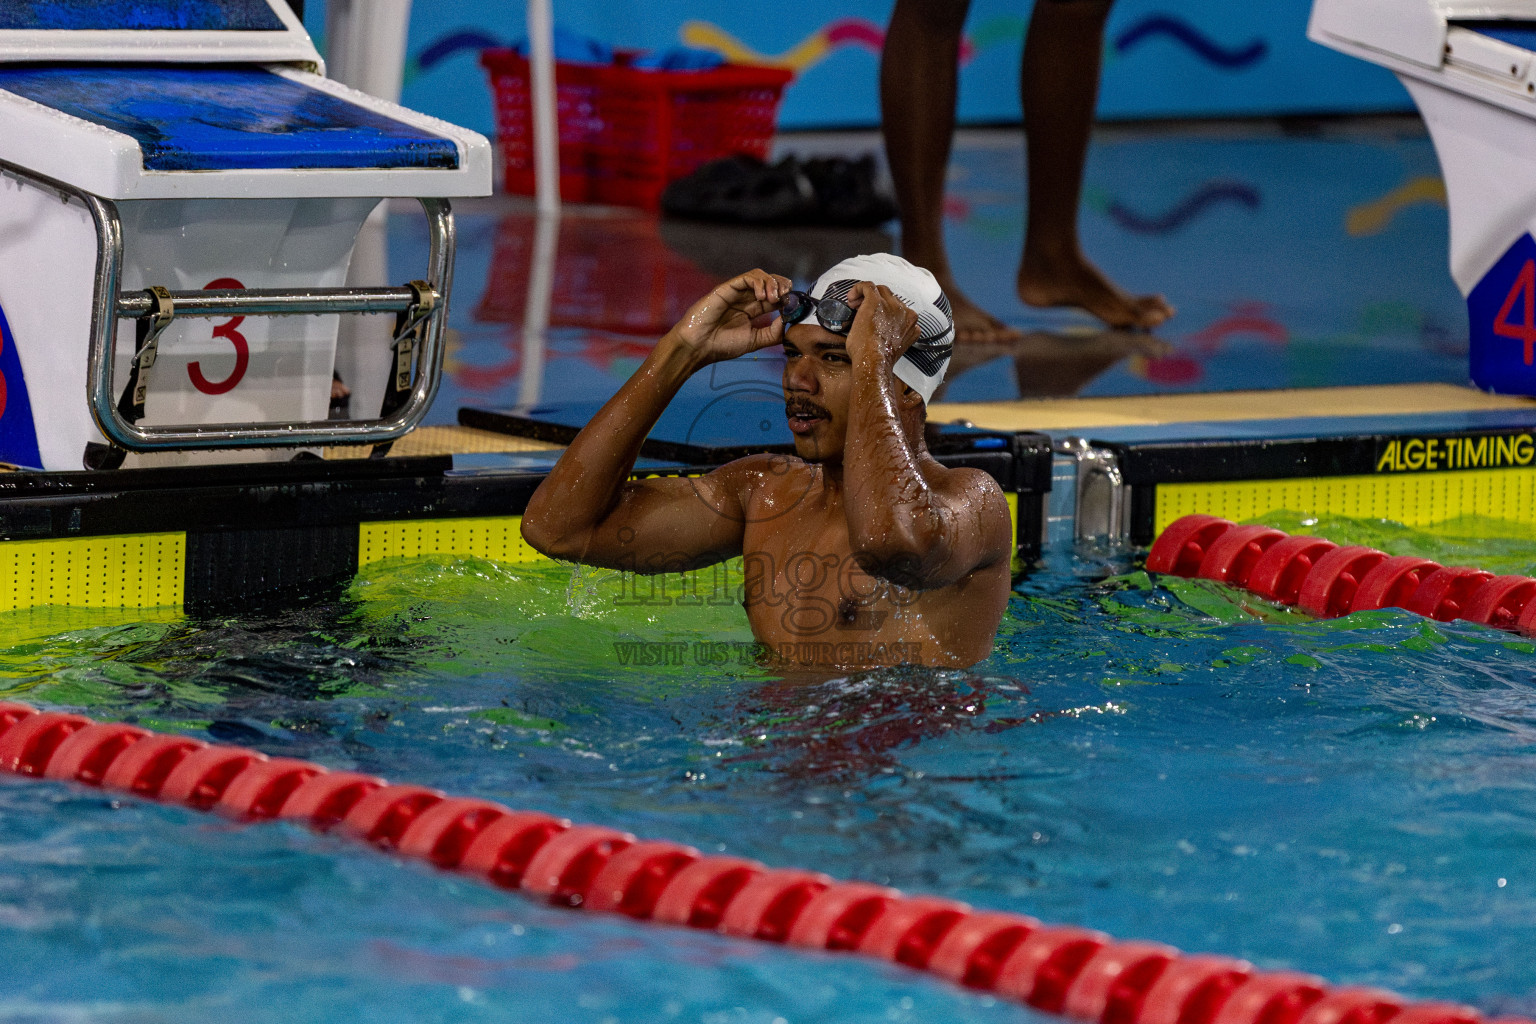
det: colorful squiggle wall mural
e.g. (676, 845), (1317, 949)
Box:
(678, 18), (966, 72)
(418, 29), (503, 72)
(395, 1), (1411, 132)
(1110, 15), (1266, 68)
(944, 179), (1263, 238)
(1346, 176), (1446, 237)
(1130, 301), (1289, 385)
(676, 13), (1267, 75)
(1088, 180), (1262, 235)
(413, 12), (1268, 81)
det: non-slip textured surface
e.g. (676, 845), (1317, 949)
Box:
(0, 0), (284, 31)
(0, 66), (457, 171)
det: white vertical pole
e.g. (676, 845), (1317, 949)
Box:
(527, 0), (561, 215)
(326, 0), (415, 423)
(325, 0), (413, 103)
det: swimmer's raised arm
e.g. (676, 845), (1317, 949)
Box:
(520, 269), (792, 572)
(840, 282), (1013, 589)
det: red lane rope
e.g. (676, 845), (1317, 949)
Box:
(0, 700), (1520, 1022)
(1147, 515), (1536, 633)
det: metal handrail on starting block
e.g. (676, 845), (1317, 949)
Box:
(51, 163), (458, 455)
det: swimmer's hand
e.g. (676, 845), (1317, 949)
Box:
(664, 268), (793, 367)
(845, 281), (919, 372)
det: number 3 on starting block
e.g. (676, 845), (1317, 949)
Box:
(1470, 232), (1536, 394)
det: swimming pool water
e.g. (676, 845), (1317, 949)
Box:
(3, 517), (1536, 1022)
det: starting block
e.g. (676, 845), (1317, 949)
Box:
(0, 0), (490, 469)
(1310, 0), (1536, 395)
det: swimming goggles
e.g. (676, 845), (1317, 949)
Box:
(780, 290), (856, 335)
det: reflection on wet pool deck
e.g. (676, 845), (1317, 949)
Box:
(418, 119), (1470, 435)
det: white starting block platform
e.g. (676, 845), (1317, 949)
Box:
(0, 0), (490, 470)
(1310, 0), (1536, 395)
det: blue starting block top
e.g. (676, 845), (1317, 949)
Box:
(0, 0), (285, 32)
(0, 65), (458, 172)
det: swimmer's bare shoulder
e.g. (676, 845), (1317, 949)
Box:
(747, 453), (1011, 590)
(903, 459), (1014, 588)
(875, 461), (1011, 666)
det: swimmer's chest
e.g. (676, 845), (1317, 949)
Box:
(740, 503), (917, 630)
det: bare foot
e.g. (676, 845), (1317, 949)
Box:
(1017, 248), (1174, 330)
(932, 275), (1025, 345)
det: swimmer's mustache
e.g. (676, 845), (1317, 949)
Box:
(784, 401), (829, 419)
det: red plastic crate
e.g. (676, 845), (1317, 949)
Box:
(481, 48), (793, 210)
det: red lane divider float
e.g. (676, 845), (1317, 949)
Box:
(0, 701), (1521, 1024)
(1148, 515), (1536, 635)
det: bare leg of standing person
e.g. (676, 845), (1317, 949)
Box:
(1015, 0), (1173, 328)
(882, 0), (1023, 344)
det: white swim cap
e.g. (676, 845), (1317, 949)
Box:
(809, 253), (954, 405)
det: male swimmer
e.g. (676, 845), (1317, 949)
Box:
(521, 254), (1013, 671)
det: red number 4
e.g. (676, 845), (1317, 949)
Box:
(189, 276), (249, 395)
(1494, 258), (1536, 366)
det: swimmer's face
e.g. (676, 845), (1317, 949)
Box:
(782, 322), (854, 463)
